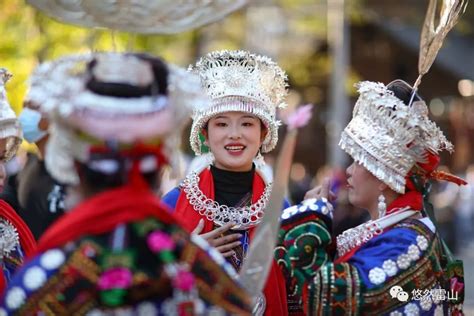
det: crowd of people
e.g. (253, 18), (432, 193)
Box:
(0, 48), (467, 315)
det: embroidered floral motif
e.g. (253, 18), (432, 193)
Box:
(368, 267), (387, 285)
(404, 302), (420, 316)
(39, 249), (65, 270)
(5, 287), (26, 310)
(397, 253), (411, 270)
(416, 236), (428, 251)
(147, 231), (175, 252)
(172, 269), (195, 291)
(382, 259), (398, 277)
(407, 244), (421, 261)
(98, 267), (133, 290)
(23, 267), (47, 291)
(420, 295), (433, 311)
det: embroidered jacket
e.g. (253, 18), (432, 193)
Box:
(275, 198), (463, 315)
(0, 185), (251, 315)
(163, 166), (291, 316)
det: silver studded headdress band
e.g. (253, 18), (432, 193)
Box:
(30, 53), (207, 185)
(339, 81), (453, 194)
(188, 50), (288, 155)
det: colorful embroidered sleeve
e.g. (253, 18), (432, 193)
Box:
(310, 220), (451, 315)
(275, 198), (334, 312)
(276, 199), (457, 315)
(0, 218), (251, 315)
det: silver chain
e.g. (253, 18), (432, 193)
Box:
(336, 220), (383, 257)
(181, 171), (272, 230)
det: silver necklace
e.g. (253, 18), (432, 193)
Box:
(181, 171), (272, 230)
(336, 207), (415, 257)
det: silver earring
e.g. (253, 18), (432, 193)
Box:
(378, 194), (386, 218)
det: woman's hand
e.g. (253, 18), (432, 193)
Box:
(192, 219), (242, 257)
(304, 178), (336, 201)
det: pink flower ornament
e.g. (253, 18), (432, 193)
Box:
(98, 267), (133, 290)
(147, 230), (175, 253)
(172, 269), (195, 292)
(285, 104), (313, 130)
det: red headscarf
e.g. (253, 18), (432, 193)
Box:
(408, 151), (467, 189)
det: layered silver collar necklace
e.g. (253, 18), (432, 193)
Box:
(181, 170), (272, 230)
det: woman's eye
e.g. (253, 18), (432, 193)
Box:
(215, 122), (227, 127)
(242, 122), (254, 127)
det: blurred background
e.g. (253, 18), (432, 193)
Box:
(1, 0), (473, 309)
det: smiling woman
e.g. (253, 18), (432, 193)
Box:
(162, 50), (290, 315)
(204, 113), (265, 172)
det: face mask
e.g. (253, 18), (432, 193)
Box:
(18, 108), (47, 143)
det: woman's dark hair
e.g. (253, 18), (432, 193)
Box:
(86, 53), (169, 98)
(78, 53), (167, 194)
(386, 79), (422, 106)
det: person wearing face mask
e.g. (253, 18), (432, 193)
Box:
(0, 73), (67, 240)
(0, 69), (36, 292)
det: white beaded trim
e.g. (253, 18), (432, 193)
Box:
(5, 287), (26, 310)
(368, 267), (387, 285)
(382, 259), (398, 277)
(404, 302), (420, 316)
(40, 249), (65, 270)
(23, 266), (47, 291)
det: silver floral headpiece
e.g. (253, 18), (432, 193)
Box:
(28, 53), (209, 185)
(339, 81), (453, 194)
(188, 50), (288, 155)
(27, 0), (248, 34)
(0, 69), (22, 162)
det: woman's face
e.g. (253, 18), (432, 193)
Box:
(204, 112), (265, 172)
(346, 161), (384, 210)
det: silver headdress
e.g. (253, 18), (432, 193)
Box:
(189, 50), (288, 155)
(339, 81), (453, 194)
(27, 0), (248, 34)
(0, 69), (22, 162)
(29, 53), (209, 185)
